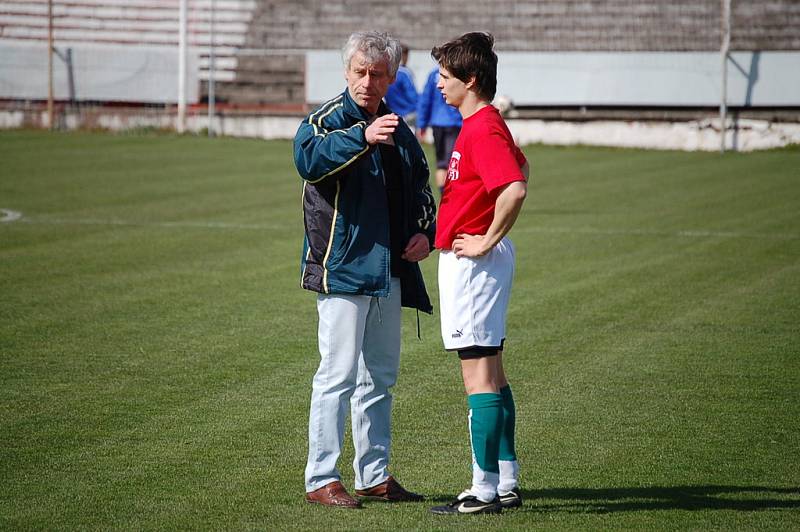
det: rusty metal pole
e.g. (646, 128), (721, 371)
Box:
(178, 0), (187, 133)
(720, 0), (731, 153)
(47, 0), (54, 129)
(208, 0), (216, 137)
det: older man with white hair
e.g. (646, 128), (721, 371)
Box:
(293, 31), (436, 509)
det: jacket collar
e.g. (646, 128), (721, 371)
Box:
(342, 89), (389, 121)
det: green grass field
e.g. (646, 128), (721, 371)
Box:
(1, 130), (799, 530)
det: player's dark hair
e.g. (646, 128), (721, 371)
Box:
(431, 32), (497, 101)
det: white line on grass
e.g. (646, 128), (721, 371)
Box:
(0, 209), (23, 223)
(3, 209), (797, 240)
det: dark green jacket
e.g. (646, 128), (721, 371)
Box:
(294, 90), (436, 313)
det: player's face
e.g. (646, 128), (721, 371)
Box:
(437, 66), (469, 108)
(345, 52), (395, 114)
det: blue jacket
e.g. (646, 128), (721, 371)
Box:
(417, 68), (463, 129)
(294, 89), (436, 313)
(384, 65), (418, 119)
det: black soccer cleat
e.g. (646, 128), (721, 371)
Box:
(498, 487), (522, 509)
(430, 492), (502, 515)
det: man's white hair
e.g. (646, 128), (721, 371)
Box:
(342, 31), (402, 77)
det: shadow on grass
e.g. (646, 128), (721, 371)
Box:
(521, 485), (800, 513)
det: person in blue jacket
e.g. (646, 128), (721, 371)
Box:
(294, 31), (436, 509)
(417, 66), (463, 193)
(384, 43), (418, 126)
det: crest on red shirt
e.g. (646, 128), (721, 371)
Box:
(447, 151), (461, 181)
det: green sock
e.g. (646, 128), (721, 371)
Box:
(468, 393), (503, 474)
(499, 385), (517, 461)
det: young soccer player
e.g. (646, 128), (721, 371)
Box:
(428, 32), (529, 515)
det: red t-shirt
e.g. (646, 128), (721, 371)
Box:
(434, 105), (527, 250)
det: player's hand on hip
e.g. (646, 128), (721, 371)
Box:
(453, 233), (489, 258)
(366, 114), (399, 145)
(401, 233), (430, 262)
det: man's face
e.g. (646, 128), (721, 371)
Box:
(437, 66), (469, 108)
(345, 51), (395, 114)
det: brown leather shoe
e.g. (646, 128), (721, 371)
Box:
(305, 481), (362, 508)
(355, 476), (424, 502)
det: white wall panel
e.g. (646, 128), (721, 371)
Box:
(0, 41), (199, 104)
(307, 51), (800, 107)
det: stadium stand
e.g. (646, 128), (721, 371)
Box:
(241, 0), (800, 105)
(244, 1), (800, 52)
(0, 1), (798, 149)
(4, 0), (798, 106)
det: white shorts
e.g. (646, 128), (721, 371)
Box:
(438, 237), (515, 351)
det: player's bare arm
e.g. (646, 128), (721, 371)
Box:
(452, 180), (527, 258)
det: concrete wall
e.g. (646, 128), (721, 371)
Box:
(3, 107), (798, 152)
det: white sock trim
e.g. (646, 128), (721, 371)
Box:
(498, 459), (519, 493)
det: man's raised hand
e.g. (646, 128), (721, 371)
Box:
(365, 114), (399, 145)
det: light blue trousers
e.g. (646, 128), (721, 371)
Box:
(305, 278), (402, 492)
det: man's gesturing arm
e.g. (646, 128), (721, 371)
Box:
(452, 180), (527, 258)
